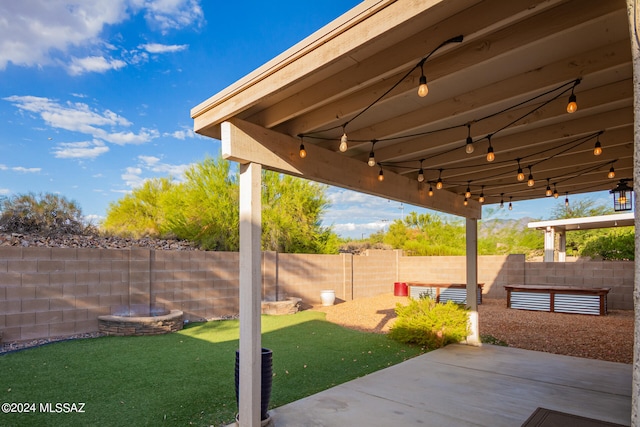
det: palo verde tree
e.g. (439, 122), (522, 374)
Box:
(102, 156), (339, 253)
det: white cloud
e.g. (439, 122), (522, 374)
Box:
(12, 167), (41, 173)
(53, 140), (110, 159)
(122, 166), (144, 187)
(140, 43), (188, 53)
(4, 95), (157, 146)
(0, 164), (7, 170)
(0, 188), (10, 195)
(67, 56), (127, 75)
(165, 127), (195, 140)
(137, 155), (191, 177)
(0, 0), (203, 72)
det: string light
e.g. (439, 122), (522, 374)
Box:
(553, 184), (559, 199)
(478, 186), (485, 203)
(417, 65), (428, 97)
(516, 159), (525, 181)
(465, 124), (474, 154)
(298, 142), (307, 158)
(508, 196), (513, 210)
(527, 167), (535, 187)
(463, 197), (468, 206)
(545, 179), (552, 197)
(499, 193), (504, 208)
(428, 186), (434, 197)
(368, 140), (377, 167)
(378, 167), (384, 182)
(465, 182), (471, 199)
(486, 135), (495, 162)
(608, 165), (616, 179)
(565, 193), (570, 207)
(339, 125), (348, 152)
(566, 79), (580, 113)
(436, 169), (443, 189)
(593, 135), (602, 156)
(417, 159), (425, 182)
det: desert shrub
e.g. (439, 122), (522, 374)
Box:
(389, 297), (469, 350)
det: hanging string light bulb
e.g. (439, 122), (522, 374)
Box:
(339, 125), (348, 152)
(478, 186), (485, 203)
(553, 184), (559, 199)
(499, 193), (504, 209)
(368, 140), (377, 167)
(545, 179), (552, 197)
(593, 135), (602, 156)
(417, 63), (429, 98)
(465, 123), (474, 154)
(298, 140), (307, 159)
(465, 182), (471, 199)
(428, 186), (434, 197)
(516, 159), (525, 182)
(436, 169), (443, 190)
(608, 165), (616, 179)
(508, 196), (513, 210)
(378, 167), (384, 182)
(417, 159), (425, 182)
(463, 197), (468, 206)
(566, 79), (580, 113)
(565, 193), (570, 207)
(486, 134), (495, 162)
(527, 166), (535, 187)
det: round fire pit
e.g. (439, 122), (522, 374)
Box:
(98, 309), (184, 336)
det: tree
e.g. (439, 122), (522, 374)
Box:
(102, 177), (175, 238)
(0, 192), (87, 236)
(102, 156), (339, 253)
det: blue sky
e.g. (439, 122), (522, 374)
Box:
(0, 1), (614, 240)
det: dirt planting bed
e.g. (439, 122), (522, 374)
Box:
(312, 294), (633, 364)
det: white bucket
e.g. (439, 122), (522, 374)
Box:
(320, 290), (336, 306)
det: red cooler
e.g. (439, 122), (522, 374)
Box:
(393, 282), (408, 296)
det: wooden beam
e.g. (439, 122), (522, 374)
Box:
(221, 118), (482, 219)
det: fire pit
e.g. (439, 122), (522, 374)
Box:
(98, 305), (184, 336)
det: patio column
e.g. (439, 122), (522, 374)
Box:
(626, 1), (640, 425)
(466, 217), (480, 345)
(238, 162), (262, 427)
(543, 226), (555, 262)
(558, 231), (566, 262)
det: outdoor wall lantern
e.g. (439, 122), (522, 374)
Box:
(610, 179), (633, 212)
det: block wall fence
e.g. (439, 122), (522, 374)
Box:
(0, 247), (633, 342)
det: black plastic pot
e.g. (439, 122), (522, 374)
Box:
(235, 348), (273, 421)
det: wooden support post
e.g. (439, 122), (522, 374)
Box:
(466, 218), (480, 345)
(238, 162), (262, 427)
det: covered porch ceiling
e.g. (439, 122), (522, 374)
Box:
(191, 0), (633, 220)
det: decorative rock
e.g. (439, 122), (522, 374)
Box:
(261, 298), (302, 315)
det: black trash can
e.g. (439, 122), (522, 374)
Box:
(235, 348), (273, 421)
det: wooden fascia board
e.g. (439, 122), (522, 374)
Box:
(222, 118), (482, 219)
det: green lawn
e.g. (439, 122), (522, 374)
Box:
(0, 311), (424, 426)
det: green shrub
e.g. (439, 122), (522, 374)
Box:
(389, 297), (469, 350)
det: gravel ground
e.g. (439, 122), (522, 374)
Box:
(312, 294), (634, 364)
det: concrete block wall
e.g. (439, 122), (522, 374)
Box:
(0, 246), (634, 342)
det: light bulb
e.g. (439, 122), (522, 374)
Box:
(545, 185), (552, 197)
(500, 199), (504, 209)
(463, 198), (468, 206)
(417, 168), (424, 182)
(378, 169), (384, 182)
(553, 189), (559, 199)
(486, 146), (495, 162)
(436, 178), (443, 190)
(608, 166), (615, 179)
(368, 152), (376, 167)
(428, 186), (433, 197)
(339, 133), (348, 152)
(565, 197), (569, 207)
(465, 186), (471, 199)
(465, 138), (474, 154)
(527, 174), (535, 187)
(299, 144), (307, 159)
(517, 168), (525, 182)
(566, 94), (577, 113)
(508, 202), (513, 210)
(619, 194), (627, 205)
(418, 75), (428, 97)
(478, 194), (485, 203)
(593, 140), (602, 156)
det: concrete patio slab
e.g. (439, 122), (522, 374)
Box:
(269, 344), (631, 426)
